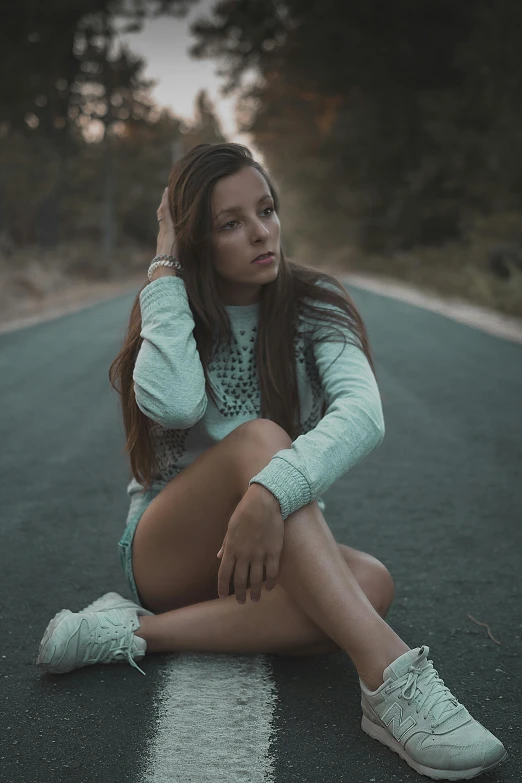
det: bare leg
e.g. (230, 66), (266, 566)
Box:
(135, 543), (395, 659)
(132, 420), (408, 691)
(274, 499), (410, 689)
(136, 500), (407, 690)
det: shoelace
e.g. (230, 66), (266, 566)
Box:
(83, 622), (146, 676)
(386, 659), (466, 729)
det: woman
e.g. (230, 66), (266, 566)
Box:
(36, 143), (507, 780)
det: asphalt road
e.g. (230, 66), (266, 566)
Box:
(1, 283), (520, 782)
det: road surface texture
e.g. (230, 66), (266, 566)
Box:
(1, 280), (520, 782)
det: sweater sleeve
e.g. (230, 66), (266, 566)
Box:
(248, 308), (385, 521)
(133, 276), (208, 429)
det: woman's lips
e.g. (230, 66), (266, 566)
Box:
(252, 253), (274, 264)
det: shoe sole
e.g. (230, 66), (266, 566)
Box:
(36, 612), (78, 673)
(36, 594), (153, 672)
(361, 715), (508, 781)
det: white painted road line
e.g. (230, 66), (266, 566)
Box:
(341, 272), (522, 345)
(2, 271), (521, 345)
(144, 653), (277, 783)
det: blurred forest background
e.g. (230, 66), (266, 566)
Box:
(1, 0), (522, 324)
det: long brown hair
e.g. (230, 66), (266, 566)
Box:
(109, 142), (381, 493)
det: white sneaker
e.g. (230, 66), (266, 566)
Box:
(44, 592), (154, 639)
(36, 607), (148, 676)
(360, 646), (507, 780)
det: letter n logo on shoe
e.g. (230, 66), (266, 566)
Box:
(381, 703), (417, 743)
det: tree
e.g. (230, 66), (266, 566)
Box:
(0, 0), (200, 247)
(189, 0), (522, 252)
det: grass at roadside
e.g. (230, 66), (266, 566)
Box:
(298, 241), (522, 320)
(2, 238), (521, 329)
(0, 241), (147, 327)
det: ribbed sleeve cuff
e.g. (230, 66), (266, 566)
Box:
(248, 456), (313, 521)
(139, 276), (185, 320)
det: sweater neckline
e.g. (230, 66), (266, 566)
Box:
(224, 301), (260, 317)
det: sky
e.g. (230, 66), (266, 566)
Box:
(115, 0), (264, 161)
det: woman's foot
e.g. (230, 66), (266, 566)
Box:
(360, 646), (507, 780)
(41, 592), (154, 641)
(36, 607), (147, 675)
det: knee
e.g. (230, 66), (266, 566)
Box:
(362, 555), (396, 613)
(375, 559), (395, 611)
(235, 418), (292, 450)
(230, 420), (292, 499)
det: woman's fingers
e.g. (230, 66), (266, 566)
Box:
(217, 553), (235, 599)
(248, 560), (265, 602)
(233, 560), (250, 604)
(157, 189), (165, 216)
(217, 532), (227, 559)
(157, 194), (166, 217)
(157, 187), (175, 231)
(264, 555), (280, 592)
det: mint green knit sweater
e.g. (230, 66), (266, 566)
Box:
(126, 275), (385, 521)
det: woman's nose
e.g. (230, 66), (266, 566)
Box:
(250, 220), (269, 240)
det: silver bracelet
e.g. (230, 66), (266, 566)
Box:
(148, 255), (183, 282)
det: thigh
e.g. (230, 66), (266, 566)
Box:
(132, 419), (291, 613)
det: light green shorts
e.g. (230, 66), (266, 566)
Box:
(117, 489), (160, 607)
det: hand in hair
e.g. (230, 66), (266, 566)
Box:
(156, 186), (177, 258)
(216, 483), (284, 603)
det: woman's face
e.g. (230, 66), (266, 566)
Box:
(211, 166), (281, 306)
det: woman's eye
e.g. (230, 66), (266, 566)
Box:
(222, 207), (274, 230)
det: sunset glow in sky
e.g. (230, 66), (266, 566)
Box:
(116, 1), (264, 161)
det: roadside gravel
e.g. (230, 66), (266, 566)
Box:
(1, 267), (521, 345)
(0, 274), (144, 335)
